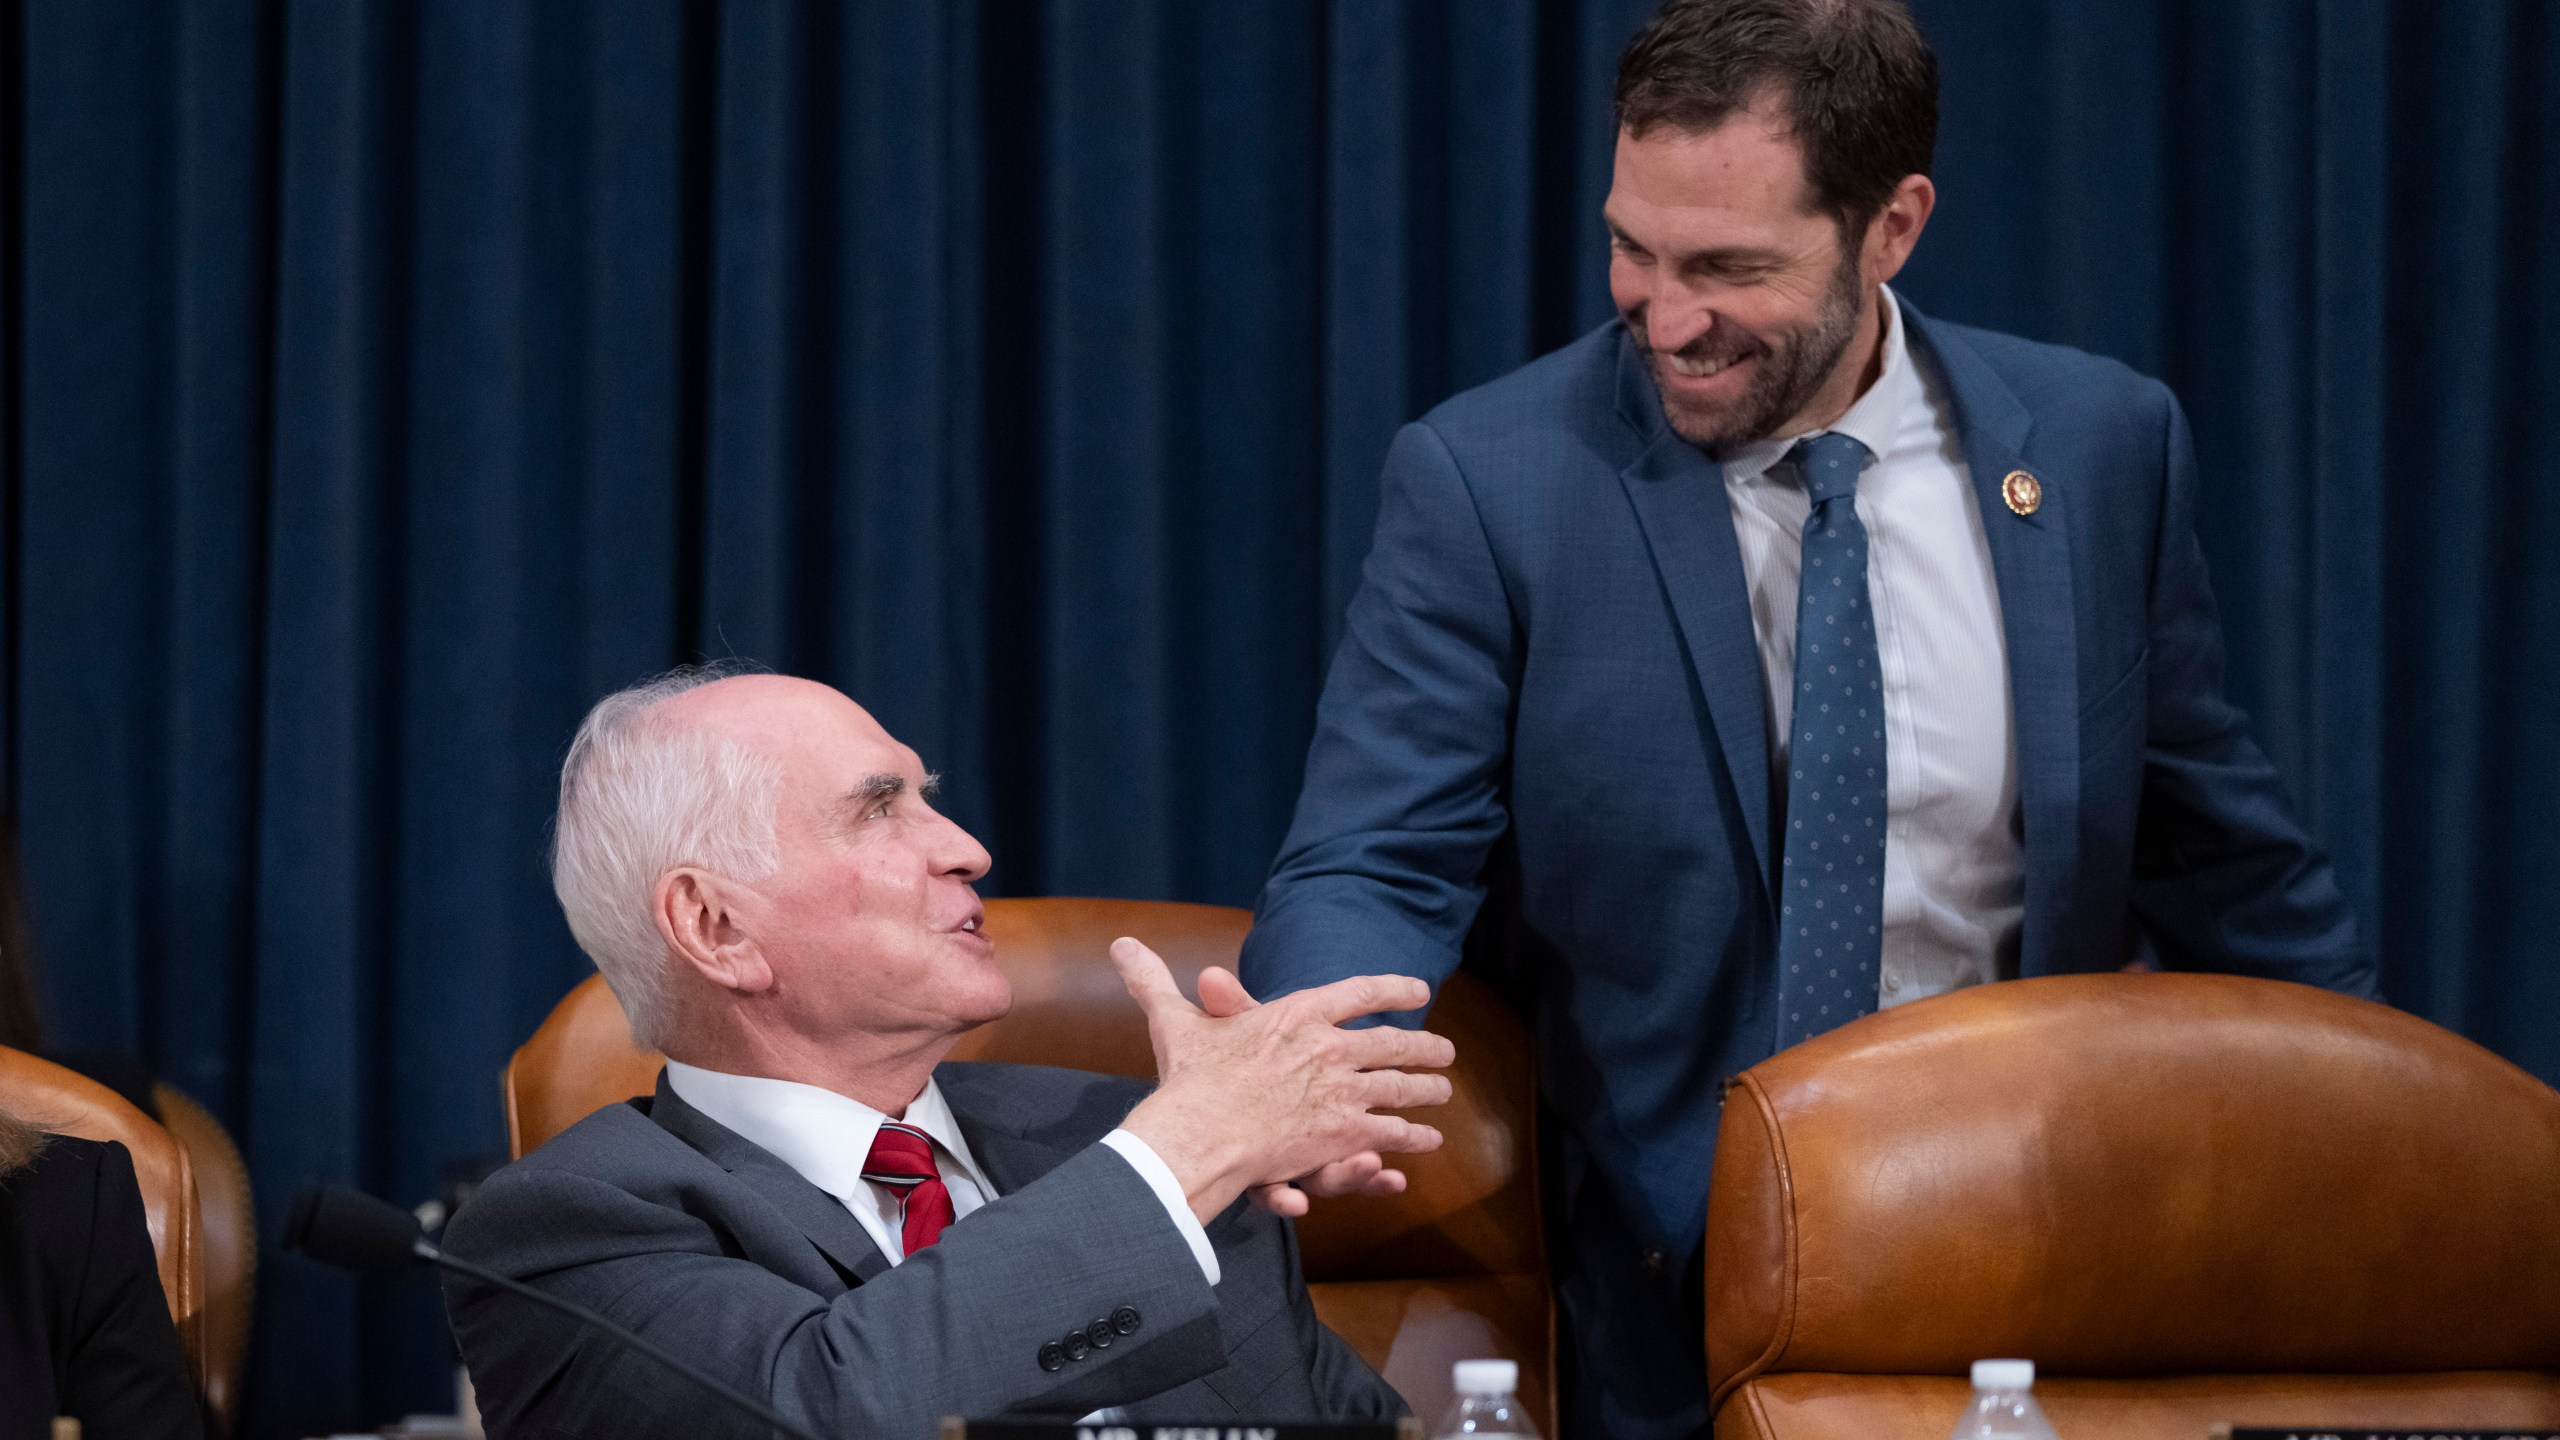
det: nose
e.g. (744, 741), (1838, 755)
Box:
(1612, 244), (1718, 356)
(1640, 278), (1715, 355)
(935, 811), (993, 884)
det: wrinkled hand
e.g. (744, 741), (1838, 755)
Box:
(1193, 966), (1419, 1218)
(1113, 938), (1454, 1224)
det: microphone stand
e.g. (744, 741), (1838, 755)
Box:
(417, 1233), (827, 1440)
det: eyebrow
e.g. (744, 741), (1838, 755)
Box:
(1605, 216), (1790, 271)
(844, 771), (942, 813)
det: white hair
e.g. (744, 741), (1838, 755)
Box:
(551, 664), (781, 1049)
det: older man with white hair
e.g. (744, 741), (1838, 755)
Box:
(441, 667), (1445, 1439)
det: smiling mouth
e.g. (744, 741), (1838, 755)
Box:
(1664, 348), (1751, 379)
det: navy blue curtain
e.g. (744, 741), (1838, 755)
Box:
(0, 1), (2548, 1431)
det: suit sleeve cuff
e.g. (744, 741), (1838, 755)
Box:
(1098, 1129), (1220, 1286)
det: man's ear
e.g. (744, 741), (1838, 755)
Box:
(656, 867), (774, 995)
(1864, 172), (1936, 286)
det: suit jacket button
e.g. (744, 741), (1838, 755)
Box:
(1640, 1247), (1668, 1276)
(1110, 1305), (1142, 1335)
(1037, 1341), (1066, 1372)
(1062, 1330), (1091, 1362)
(1086, 1318), (1115, 1349)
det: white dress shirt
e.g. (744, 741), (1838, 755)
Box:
(1715, 286), (2025, 1007)
(662, 1060), (1219, 1283)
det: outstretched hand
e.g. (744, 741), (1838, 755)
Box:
(1193, 965), (1417, 1218)
(1112, 937), (1453, 1224)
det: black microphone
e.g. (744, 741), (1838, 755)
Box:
(285, 1184), (824, 1440)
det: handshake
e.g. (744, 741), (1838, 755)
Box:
(1107, 937), (1456, 1223)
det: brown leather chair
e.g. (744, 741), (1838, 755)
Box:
(0, 1047), (210, 1403)
(1704, 972), (2560, 1440)
(153, 1081), (255, 1430)
(505, 896), (1551, 1429)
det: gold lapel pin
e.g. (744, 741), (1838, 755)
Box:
(2002, 469), (2042, 517)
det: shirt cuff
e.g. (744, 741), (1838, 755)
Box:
(1098, 1129), (1221, 1287)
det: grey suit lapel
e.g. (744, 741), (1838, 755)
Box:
(647, 1071), (893, 1284)
(934, 1062), (1086, 1197)
(1901, 300), (2083, 962)
(1613, 334), (1780, 900)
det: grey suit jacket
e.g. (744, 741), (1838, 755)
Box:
(442, 1061), (1403, 1440)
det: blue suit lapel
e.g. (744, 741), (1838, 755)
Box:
(1901, 302), (2083, 961)
(1613, 338), (1778, 898)
(1605, 309), (2085, 951)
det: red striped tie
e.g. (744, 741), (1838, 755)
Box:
(861, 1121), (954, 1255)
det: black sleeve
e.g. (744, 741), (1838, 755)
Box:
(51, 1141), (204, 1440)
(1271, 1208), (1405, 1423)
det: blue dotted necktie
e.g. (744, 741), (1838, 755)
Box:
(1774, 431), (1885, 1052)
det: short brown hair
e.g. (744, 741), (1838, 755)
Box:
(1615, 0), (1938, 231)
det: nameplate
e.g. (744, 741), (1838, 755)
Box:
(944, 1422), (1420, 1440)
(2214, 1429), (2560, 1440)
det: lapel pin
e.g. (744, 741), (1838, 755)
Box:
(2002, 469), (2042, 517)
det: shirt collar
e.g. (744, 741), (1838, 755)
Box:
(1718, 283), (1917, 487)
(662, 1059), (990, 1211)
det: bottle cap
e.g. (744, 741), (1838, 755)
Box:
(1453, 1359), (1519, 1395)
(1971, 1359), (2035, 1390)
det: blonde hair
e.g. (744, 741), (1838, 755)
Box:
(0, 1103), (43, 1178)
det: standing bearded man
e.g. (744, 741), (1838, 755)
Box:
(1238, 2), (2375, 1437)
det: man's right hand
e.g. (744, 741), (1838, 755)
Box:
(1111, 936), (1454, 1224)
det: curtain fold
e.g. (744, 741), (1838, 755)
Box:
(0, 0), (2548, 1430)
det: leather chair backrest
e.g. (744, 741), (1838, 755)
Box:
(506, 896), (1551, 1428)
(0, 1047), (208, 1400)
(154, 1082), (254, 1430)
(1704, 972), (2560, 1440)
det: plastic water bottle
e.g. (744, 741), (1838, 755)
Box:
(1950, 1359), (2060, 1440)
(1435, 1358), (1538, 1440)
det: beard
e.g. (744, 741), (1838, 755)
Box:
(1629, 245), (1869, 452)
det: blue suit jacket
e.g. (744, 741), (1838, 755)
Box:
(1240, 302), (2374, 1256)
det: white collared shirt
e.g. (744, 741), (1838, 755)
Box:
(1715, 285), (2025, 1008)
(662, 1060), (1219, 1283)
